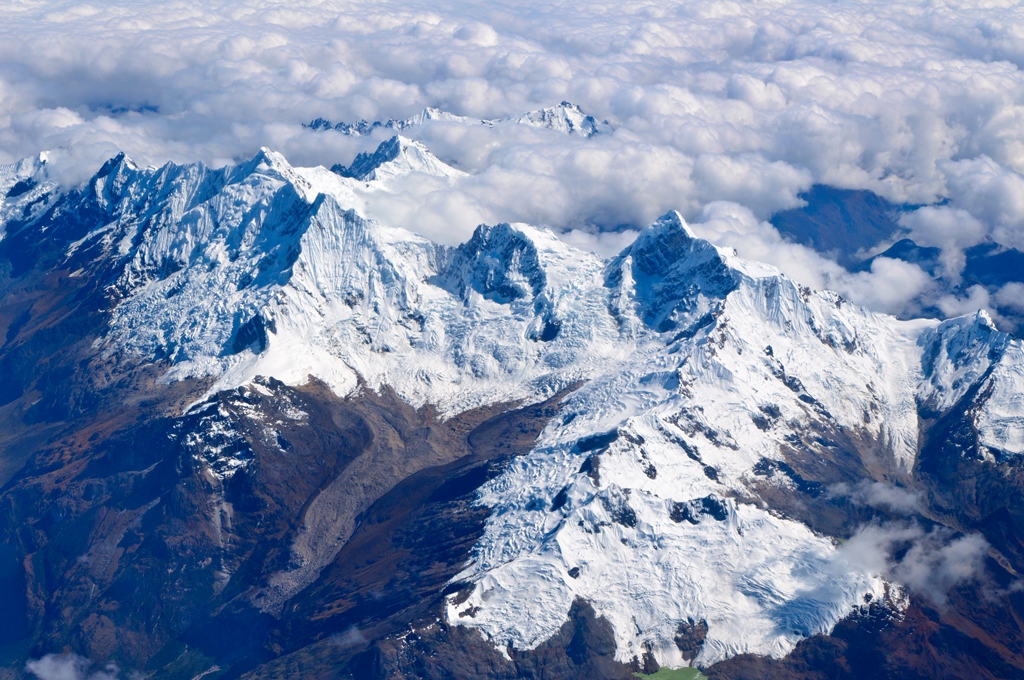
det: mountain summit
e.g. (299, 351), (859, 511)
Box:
(331, 135), (466, 182)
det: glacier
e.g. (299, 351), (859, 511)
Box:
(3, 138), (1022, 670)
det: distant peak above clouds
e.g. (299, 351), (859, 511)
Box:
(330, 135), (467, 182)
(306, 101), (610, 139)
(506, 101), (609, 137)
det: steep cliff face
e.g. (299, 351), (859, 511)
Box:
(0, 147), (1022, 679)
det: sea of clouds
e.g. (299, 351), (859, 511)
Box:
(3, 0), (1024, 321)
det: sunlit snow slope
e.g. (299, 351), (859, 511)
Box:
(4, 141), (1022, 670)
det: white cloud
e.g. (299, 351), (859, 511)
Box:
(899, 206), (988, 279)
(894, 532), (990, 607)
(331, 626), (368, 648)
(691, 153), (811, 216)
(26, 654), (119, 680)
(690, 200), (840, 291)
(838, 522), (990, 608)
(939, 156), (1024, 251)
(828, 480), (923, 515)
(559, 227), (641, 257)
(836, 257), (935, 318)
(936, 284), (1000, 322)
(995, 282), (1024, 313)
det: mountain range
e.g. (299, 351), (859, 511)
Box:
(305, 101), (609, 139)
(0, 133), (1023, 679)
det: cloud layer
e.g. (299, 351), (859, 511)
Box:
(3, 0), (1024, 321)
(839, 521), (991, 608)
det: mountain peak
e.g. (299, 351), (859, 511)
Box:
(252, 146), (288, 169)
(436, 222), (548, 304)
(348, 135), (407, 178)
(608, 211), (738, 333)
(331, 135), (464, 182)
(87, 152), (143, 210)
(918, 307), (1010, 414)
(973, 308), (998, 330)
(622, 210), (717, 278)
(639, 209), (697, 240)
(1, 153), (49, 200)
(400, 107), (476, 128)
(510, 100), (607, 137)
(98, 151), (138, 174)
(232, 147), (295, 184)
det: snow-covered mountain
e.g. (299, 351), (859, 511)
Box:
(4, 143), (1022, 674)
(306, 101), (610, 138)
(0, 153), (58, 239)
(331, 135), (466, 182)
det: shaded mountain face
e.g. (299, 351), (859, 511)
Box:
(770, 185), (908, 266)
(0, 151), (1023, 679)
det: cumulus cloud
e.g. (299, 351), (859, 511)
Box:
(995, 282), (1024, 313)
(835, 258), (936, 319)
(559, 227), (641, 258)
(2, 0), (1024, 322)
(26, 654), (120, 680)
(934, 284), (1008, 327)
(940, 156), (1024, 251)
(828, 480), (923, 515)
(899, 207), (988, 279)
(838, 522), (990, 608)
(691, 201), (844, 290)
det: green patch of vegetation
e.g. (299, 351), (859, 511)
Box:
(633, 667), (708, 680)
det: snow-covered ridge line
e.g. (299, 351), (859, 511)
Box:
(2, 146), (1022, 670)
(306, 100), (610, 138)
